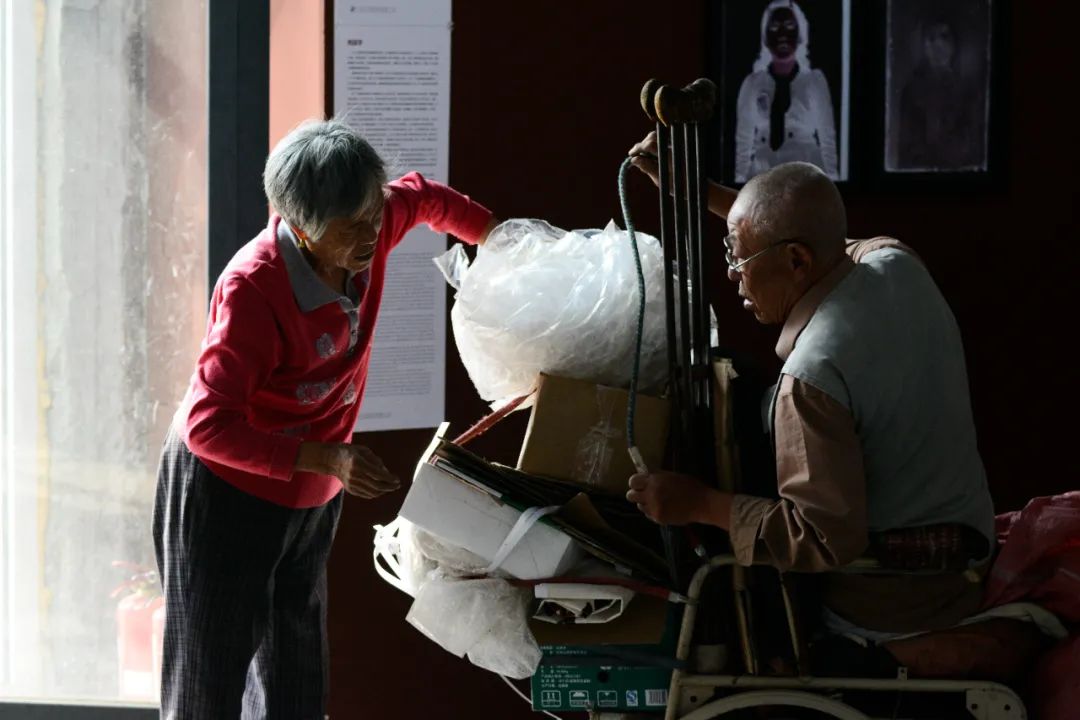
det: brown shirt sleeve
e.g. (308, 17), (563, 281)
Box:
(729, 375), (868, 571)
(845, 236), (921, 264)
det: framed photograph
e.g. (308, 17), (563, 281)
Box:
(884, 0), (994, 174)
(707, 0), (852, 185)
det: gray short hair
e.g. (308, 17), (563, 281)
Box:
(263, 119), (387, 242)
(739, 161), (846, 260)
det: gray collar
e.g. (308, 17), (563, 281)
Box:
(276, 222), (363, 311)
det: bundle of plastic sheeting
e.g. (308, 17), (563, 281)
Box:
(372, 518), (542, 679)
(372, 518), (497, 596)
(406, 570), (541, 679)
(372, 517), (435, 597)
(411, 525), (491, 577)
(434, 219), (668, 408)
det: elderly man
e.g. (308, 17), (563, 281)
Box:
(626, 135), (994, 642)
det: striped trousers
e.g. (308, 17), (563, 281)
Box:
(153, 426), (342, 719)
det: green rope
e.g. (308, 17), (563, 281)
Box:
(618, 155), (649, 472)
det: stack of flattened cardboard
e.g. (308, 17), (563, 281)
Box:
(395, 373), (684, 713)
(400, 424), (670, 584)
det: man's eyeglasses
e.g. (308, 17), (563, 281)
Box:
(723, 234), (804, 273)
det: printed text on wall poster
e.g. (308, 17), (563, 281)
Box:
(334, 0), (452, 432)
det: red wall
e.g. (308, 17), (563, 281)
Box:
(326, 3), (1077, 717)
(269, 0), (325, 148)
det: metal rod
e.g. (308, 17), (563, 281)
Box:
(685, 123), (705, 469)
(656, 124), (679, 423)
(664, 556), (740, 720)
(733, 566), (758, 676)
(654, 123), (685, 590)
(637, 78), (720, 594)
(691, 122), (715, 482)
(683, 123), (702, 426)
(670, 126), (693, 469)
(675, 674), (1026, 695)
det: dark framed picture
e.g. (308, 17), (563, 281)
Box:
(707, 0), (852, 185)
(884, 0), (994, 174)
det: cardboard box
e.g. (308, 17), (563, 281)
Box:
(517, 374), (670, 496)
(530, 595), (681, 713)
(399, 457), (585, 580)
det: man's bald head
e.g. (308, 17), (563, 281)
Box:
(731, 162), (847, 267)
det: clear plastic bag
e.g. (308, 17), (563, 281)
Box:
(466, 587), (543, 679)
(436, 218), (668, 407)
(374, 520), (543, 678)
(371, 517), (437, 597)
(411, 526), (491, 577)
(405, 571), (541, 678)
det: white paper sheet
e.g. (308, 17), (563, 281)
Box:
(334, 0), (452, 432)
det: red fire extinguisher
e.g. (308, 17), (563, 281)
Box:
(112, 562), (163, 699)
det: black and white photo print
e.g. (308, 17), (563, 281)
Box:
(709, 0), (850, 184)
(885, 0), (992, 172)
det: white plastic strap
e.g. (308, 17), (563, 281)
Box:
(484, 504), (561, 575)
(372, 519), (410, 595)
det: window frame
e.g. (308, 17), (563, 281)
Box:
(208, 0), (272, 289)
(0, 0), (269, 713)
(1, 0), (45, 699)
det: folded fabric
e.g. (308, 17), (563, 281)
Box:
(983, 490), (1080, 622)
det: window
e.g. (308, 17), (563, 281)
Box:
(1, 0), (207, 704)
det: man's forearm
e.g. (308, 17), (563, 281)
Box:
(694, 488), (734, 531)
(707, 182), (738, 220)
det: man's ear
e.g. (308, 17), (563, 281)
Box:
(789, 242), (814, 272)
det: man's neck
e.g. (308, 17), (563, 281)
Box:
(776, 256), (856, 361)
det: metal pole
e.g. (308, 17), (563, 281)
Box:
(670, 127), (693, 470)
(684, 123), (706, 473)
(656, 124), (680, 428)
(638, 78), (718, 592)
(691, 122), (715, 481)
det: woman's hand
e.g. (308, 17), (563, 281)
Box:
(296, 441), (401, 498)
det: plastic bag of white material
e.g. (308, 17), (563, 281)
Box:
(372, 517), (435, 597)
(372, 519), (494, 594)
(436, 218), (668, 407)
(406, 571), (541, 679)
(411, 527), (490, 577)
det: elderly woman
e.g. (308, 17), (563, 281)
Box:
(734, 0), (839, 182)
(153, 119), (496, 717)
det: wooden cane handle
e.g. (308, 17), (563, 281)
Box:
(640, 78), (662, 122)
(654, 78), (717, 126)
